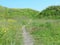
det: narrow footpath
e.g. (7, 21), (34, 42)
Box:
(22, 25), (33, 45)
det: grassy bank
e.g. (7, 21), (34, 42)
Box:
(0, 19), (23, 45)
(26, 19), (60, 45)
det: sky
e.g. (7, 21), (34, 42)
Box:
(0, 0), (60, 11)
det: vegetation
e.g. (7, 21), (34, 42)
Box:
(38, 6), (60, 19)
(0, 5), (60, 45)
(26, 6), (60, 45)
(0, 6), (39, 19)
(26, 19), (60, 45)
(0, 19), (23, 45)
(0, 6), (39, 45)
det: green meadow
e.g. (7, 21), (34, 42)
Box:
(26, 19), (60, 45)
(0, 6), (60, 45)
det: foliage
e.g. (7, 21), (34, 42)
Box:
(0, 19), (23, 45)
(26, 19), (60, 45)
(0, 5), (60, 45)
(38, 6), (60, 19)
(0, 6), (39, 19)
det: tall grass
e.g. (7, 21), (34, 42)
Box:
(0, 19), (23, 45)
(26, 19), (60, 45)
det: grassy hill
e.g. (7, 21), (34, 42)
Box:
(0, 5), (60, 45)
(38, 6), (60, 19)
(26, 6), (60, 45)
(0, 6), (39, 45)
(0, 6), (39, 19)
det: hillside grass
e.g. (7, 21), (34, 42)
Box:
(26, 19), (60, 45)
(0, 19), (23, 45)
(0, 6), (60, 45)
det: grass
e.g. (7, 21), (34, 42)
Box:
(26, 19), (60, 45)
(0, 6), (60, 45)
(0, 19), (23, 45)
(0, 18), (60, 45)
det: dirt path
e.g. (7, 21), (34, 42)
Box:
(22, 25), (33, 45)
